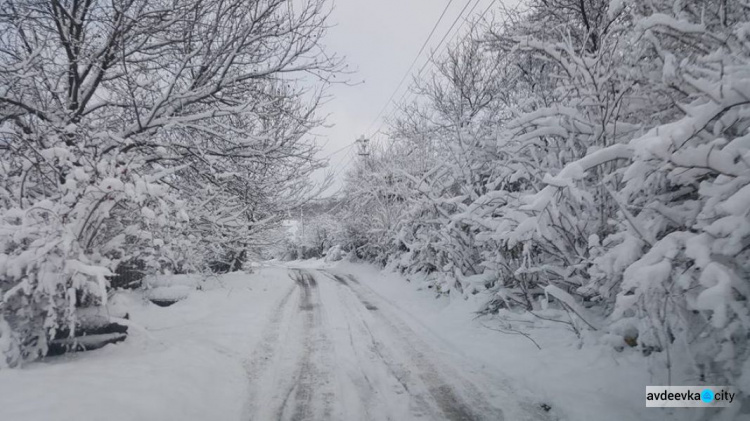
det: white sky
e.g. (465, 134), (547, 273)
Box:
(310, 0), (500, 195)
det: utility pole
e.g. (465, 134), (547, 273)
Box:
(356, 135), (372, 170)
(356, 135), (370, 157)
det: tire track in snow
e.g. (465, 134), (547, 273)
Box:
(275, 269), (334, 421)
(242, 280), (297, 419)
(246, 268), (546, 421)
(243, 281), (296, 374)
(321, 270), (430, 420)
(321, 270), (473, 420)
(321, 270), (507, 421)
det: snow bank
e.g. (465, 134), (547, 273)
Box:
(143, 273), (203, 289)
(0, 334), (247, 421)
(0, 268), (295, 421)
(145, 285), (193, 301)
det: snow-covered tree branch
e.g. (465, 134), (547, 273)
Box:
(0, 0), (339, 366)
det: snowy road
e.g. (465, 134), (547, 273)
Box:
(0, 265), (552, 421)
(243, 267), (548, 421)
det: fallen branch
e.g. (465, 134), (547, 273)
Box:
(481, 321), (542, 350)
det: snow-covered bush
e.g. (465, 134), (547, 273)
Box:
(324, 245), (345, 262)
(605, 0), (750, 387)
(0, 206), (110, 364)
(335, 0), (750, 398)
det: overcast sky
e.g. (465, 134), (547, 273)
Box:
(310, 0), (500, 195)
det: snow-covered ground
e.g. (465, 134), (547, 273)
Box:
(327, 262), (689, 421)
(0, 261), (707, 420)
(0, 270), (285, 421)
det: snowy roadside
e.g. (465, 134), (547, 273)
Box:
(0, 268), (293, 421)
(325, 260), (688, 421)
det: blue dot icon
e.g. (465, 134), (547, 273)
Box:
(701, 389), (714, 403)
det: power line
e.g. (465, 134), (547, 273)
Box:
(320, 148), (354, 196)
(364, 0), (458, 136)
(370, 0), (484, 141)
(322, 141), (356, 159)
(417, 0), (491, 77)
(329, 147), (355, 176)
(407, 0), (497, 106)
(341, 0), (501, 177)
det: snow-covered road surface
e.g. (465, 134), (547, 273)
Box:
(244, 267), (546, 420)
(0, 264), (549, 421)
(0, 263), (685, 421)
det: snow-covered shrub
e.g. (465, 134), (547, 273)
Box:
(324, 245), (344, 262)
(606, 3), (750, 385)
(0, 315), (18, 368)
(0, 206), (109, 365)
(334, 0), (750, 397)
(109, 259), (148, 290)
